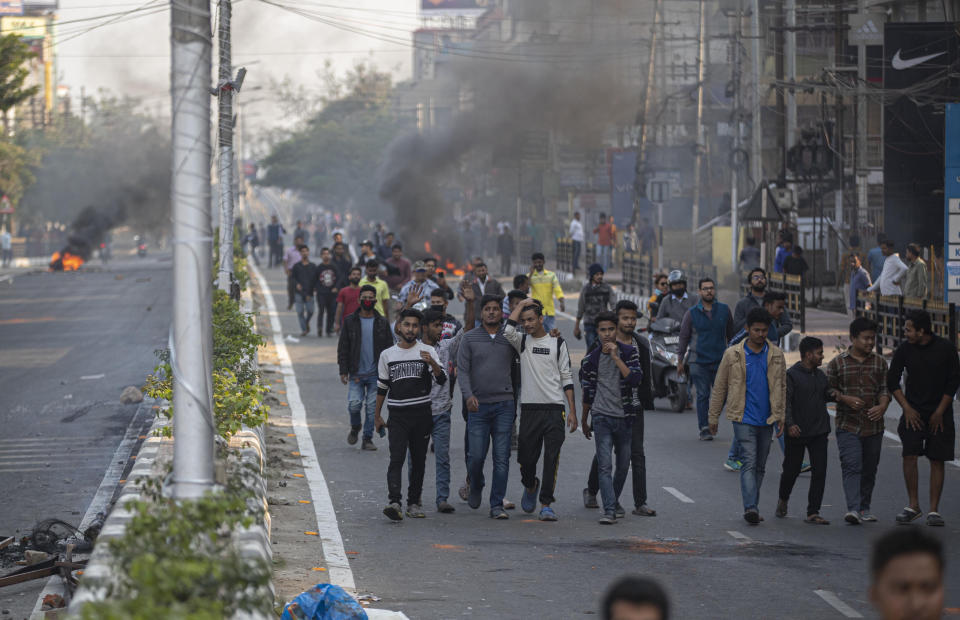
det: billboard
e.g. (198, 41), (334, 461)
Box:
(0, 0), (23, 16)
(421, 0), (488, 12)
(883, 23), (959, 250)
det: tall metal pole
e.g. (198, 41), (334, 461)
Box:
(731, 0), (744, 269)
(691, 0), (707, 255)
(216, 0), (235, 292)
(170, 0), (214, 499)
(636, 0), (661, 193)
(750, 0), (763, 186)
(855, 0), (867, 230)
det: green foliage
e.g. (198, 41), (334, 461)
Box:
(145, 287), (267, 440)
(0, 136), (36, 206)
(79, 474), (271, 619)
(0, 34), (39, 116)
(259, 62), (408, 217)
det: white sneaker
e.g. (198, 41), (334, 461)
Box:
(844, 511), (862, 525)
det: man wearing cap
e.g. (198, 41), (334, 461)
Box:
(399, 261), (440, 310)
(574, 263), (615, 351)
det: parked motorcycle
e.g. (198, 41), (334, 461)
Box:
(646, 317), (688, 412)
(134, 235), (147, 258)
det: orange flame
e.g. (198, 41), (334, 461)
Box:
(445, 261), (456, 270)
(50, 251), (84, 271)
(424, 241), (432, 254)
(453, 269), (465, 277)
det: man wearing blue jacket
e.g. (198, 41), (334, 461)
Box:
(580, 311), (644, 525)
(678, 278), (735, 441)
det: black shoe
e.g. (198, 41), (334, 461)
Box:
(775, 499), (788, 518)
(744, 509), (761, 525)
(347, 427), (359, 445)
(582, 488), (599, 509)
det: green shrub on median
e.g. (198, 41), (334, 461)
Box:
(79, 472), (271, 619)
(145, 288), (267, 441)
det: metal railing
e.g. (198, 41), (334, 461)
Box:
(855, 291), (958, 353)
(621, 251), (653, 296)
(555, 237), (573, 274)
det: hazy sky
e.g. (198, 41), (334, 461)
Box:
(55, 0), (419, 130)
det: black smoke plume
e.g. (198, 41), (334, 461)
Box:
(378, 0), (641, 257)
(50, 205), (126, 269)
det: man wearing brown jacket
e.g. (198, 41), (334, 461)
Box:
(709, 308), (786, 525)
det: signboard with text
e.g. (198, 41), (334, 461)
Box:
(0, 0), (23, 16)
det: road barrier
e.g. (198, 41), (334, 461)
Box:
(855, 291), (958, 353)
(741, 272), (806, 333)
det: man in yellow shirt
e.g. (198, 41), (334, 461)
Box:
(529, 252), (565, 332)
(362, 259), (391, 323)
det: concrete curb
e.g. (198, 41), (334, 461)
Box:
(68, 285), (274, 619)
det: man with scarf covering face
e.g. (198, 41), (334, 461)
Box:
(338, 285), (394, 451)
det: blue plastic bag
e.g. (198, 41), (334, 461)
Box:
(281, 583), (369, 620)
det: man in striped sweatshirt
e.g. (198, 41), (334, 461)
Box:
(504, 298), (577, 521)
(375, 309), (446, 521)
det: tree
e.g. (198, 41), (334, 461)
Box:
(0, 34), (40, 132)
(259, 62), (407, 217)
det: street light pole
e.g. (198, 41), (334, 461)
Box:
(216, 0), (235, 293)
(170, 0), (214, 499)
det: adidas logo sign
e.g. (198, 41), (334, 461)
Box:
(856, 19), (880, 34)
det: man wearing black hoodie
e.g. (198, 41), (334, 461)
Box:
(776, 336), (833, 524)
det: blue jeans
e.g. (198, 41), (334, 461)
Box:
(688, 362), (719, 431)
(592, 414), (633, 516)
(732, 422), (774, 511)
(347, 374), (378, 439)
(584, 323), (598, 351)
(294, 292), (315, 332)
(729, 429), (785, 461)
(543, 314), (556, 332)
(432, 412), (452, 505)
(467, 400), (515, 510)
(407, 411), (452, 505)
(597, 244), (611, 271)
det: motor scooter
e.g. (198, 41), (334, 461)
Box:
(646, 317), (688, 412)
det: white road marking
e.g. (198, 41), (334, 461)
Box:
(662, 486), (695, 503)
(556, 310), (577, 321)
(727, 530), (751, 541)
(814, 589), (864, 618)
(30, 402), (150, 618)
(251, 263), (356, 593)
(80, 373), (105, 380)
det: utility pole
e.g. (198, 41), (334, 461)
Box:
(855, 0), (867, 230)
(834, 0), (845, 245)
(170, 0), (214, 498)
(730, 0), (744, 270)
(216, 0), (235, 293)
(691, 0), (707, 255)
(785, 0), (797, 160)
(636, 0), (661, 205)
(750, 0), (763, 186)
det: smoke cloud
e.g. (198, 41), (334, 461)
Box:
(378, 0), (644, 254)
(56, 204), (127, 262)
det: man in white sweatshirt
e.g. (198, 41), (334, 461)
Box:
(504, 298), (577, 521)
(867, 240), (908, 296)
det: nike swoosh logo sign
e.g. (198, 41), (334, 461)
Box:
(891, 49), (947, 70)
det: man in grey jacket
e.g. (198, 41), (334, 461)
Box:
(656, 270), (697, 322)
(458, 293), (518, 519)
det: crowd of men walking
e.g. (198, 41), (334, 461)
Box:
(265, 221), (958, 530)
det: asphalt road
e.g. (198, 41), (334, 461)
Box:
(0, 257), (172, 618)
(257, 265), (959, 619)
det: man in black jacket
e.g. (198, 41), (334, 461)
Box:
(776, 336), (833, 524)
(583, 300), (656, 517)
(337, 285), (394, 450)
